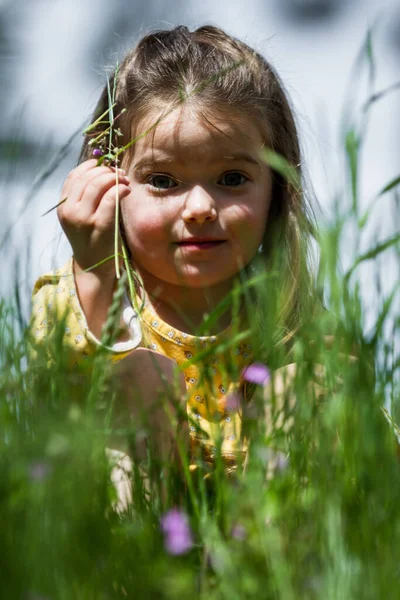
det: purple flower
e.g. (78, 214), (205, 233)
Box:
(29, 461), (51, 482)
(161, 508), (193, 555)
(92, 148), (104, 157)
(242, 363), (270, 386)
(231, 523), (247, 541)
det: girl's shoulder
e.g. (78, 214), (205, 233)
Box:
(32, 259), (74, 296)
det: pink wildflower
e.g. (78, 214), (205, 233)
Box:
(242, 363), (270, 386)
(231, 523), (247, 541)
(29, 461), (51, 482)
(161, 508), (193, 555)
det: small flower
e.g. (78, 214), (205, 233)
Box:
(242, 363), (270, 386)
(231, 523), (247, 541)
(256, 448), (290, 473)
(273, 451), (290, 473)
(75, 334), (83, 343)
(92, 148), (104, 157)
(167, 331), (174, 338)
(29, 461), (51, 482)
(161, 508), (193, 555)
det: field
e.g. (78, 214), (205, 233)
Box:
(0, 33), (399, 599)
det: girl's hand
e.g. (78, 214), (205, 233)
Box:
(57, 159), (131, 278)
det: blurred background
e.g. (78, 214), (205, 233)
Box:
(0, 0), (399, 330)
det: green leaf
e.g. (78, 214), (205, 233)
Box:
(345, 129), (359, 212)
(362, 81), (400, 115)
(260, 148), (301, 190)
(370, 283), (399, 346)
(83, 254), (122, 271)
(41, 197), (67, 217)
(379, 174), (400, 196)
(358, 173), (400, 229)
(345, 232), (400, 282)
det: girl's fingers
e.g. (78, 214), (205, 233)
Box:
(60, 159), (100, 203)
(59, 167), (130, 223)
(60, 160), (127, 209)
(77, 167), (129, 204)
(77, 172), (130, 219)
(93, 183), (132, 226)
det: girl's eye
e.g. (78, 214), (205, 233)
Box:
(147, 174), (177, 190)
(219, 172), (249, 187)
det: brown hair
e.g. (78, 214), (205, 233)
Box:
(79, 25), (320, 354)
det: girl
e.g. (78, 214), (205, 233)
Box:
(31, 25), (319, 485)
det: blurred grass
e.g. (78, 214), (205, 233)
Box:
(1, 31), (400, 600)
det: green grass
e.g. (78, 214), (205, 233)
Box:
(1, 33), (400, 600)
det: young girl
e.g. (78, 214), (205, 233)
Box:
(31, 25), (319, 485)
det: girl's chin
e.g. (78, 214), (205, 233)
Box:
(171, 270), (236, 289)
(132, 261), (239, 289)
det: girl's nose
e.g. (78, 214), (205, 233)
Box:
(181, 186), (217, 224)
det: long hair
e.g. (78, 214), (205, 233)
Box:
(79, 25), (321, 356)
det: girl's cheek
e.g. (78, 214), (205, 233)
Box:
(226, 203), (266, 230)
(124, 210), (171, 243)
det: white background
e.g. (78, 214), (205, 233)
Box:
(1, 0), (399, 332)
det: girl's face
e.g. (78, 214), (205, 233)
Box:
(122, 107), (272, 294)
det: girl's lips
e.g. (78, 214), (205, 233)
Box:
(176, 240), (226, 250)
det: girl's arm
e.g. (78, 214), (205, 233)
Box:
(30, 159), (138, 367)
(57, 158), (132, 339)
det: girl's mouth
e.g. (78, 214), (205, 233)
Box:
(176, 238), (226, 251)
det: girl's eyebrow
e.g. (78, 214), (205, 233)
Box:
(134, 152), (261, 170)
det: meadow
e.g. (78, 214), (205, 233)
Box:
(0, 32), (399, 599)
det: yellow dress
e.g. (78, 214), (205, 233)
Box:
(31, 259), (254, 472)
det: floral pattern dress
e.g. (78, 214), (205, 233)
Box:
(31, 259), (254, 474)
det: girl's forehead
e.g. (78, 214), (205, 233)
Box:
(131, 107), (264, 166)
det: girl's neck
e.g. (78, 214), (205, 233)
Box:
(137, 272), (234, 335)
